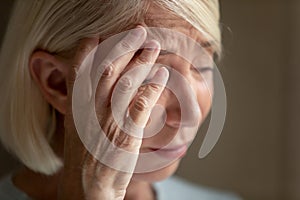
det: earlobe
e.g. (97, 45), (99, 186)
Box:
(29, 50), (69, 114)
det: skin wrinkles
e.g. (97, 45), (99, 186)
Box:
(130, 4), (215, 183)
(12, 3), (216, 200)
(144, 8), (215, 53)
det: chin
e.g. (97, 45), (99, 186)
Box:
(132, 159), (180, 183)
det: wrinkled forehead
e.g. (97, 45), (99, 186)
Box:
(96, 26), (214, 70)
(97, 2), (215, 64)
(145, 27), (213, 64)
(142, 3), (215, 56)
(144, 5), (199, 41)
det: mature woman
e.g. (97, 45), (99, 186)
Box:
(0, 0), (239, 199)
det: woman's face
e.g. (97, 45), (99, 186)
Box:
(131, 4), (215, 182)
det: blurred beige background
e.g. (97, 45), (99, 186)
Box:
(0, 1), (299, 200)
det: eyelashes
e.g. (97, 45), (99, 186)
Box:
(159, 50), (215, 74)
(193, 66), (214, 73)
(134, 48), (214, 85)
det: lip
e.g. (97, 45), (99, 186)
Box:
(149, 145), (187, 159)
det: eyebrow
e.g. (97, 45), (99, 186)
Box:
(200, 41), (217, 52)
(200, 41), (213, 48)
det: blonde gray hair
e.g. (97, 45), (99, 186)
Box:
(0, 0), (221, 175)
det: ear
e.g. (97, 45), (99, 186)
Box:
(29, 51), (69, 114)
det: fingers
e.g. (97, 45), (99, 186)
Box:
(91, 68), (168, 174)
(109, 40), (161, 126)
(124, 67), (169, 137)
(95, 26), (147, 101)
(104, 26), (147, 65)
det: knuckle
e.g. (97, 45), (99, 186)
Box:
(119, 40), (133, 51)
(147, 83), (161, 93)
(134, 96), (149, 112)
(118, 76), (133, 92)
(135, 55), (149, 65)
(101, 63), (114, 77)
(113, 133), (133, 149)
(137, 85), (146, 94)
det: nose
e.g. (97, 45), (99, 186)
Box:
(165, 106), (181, 128)
(163, 65), (201, 129)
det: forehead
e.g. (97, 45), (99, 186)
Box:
(142, 3), (212, 49)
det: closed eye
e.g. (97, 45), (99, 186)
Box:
(198, 66), (214, 73)
(159, 50), (214, 74)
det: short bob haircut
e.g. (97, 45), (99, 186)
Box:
(0, 0), (221, 175)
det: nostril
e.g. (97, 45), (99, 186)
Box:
(166, 112), (181, 128)
(165, 106), (201, 128)
(165, 119), (181, 128)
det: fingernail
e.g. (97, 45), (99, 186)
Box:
(152, 67), (169, 85)
(144, 40), (160, 51)
(131, 26), (146, 38)
(156, 67), (168, 78)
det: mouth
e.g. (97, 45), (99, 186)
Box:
(149, 144), (188, 159)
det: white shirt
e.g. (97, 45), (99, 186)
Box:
(153, 176), (241, 200)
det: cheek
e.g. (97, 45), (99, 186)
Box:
(195, 80), (213, 121)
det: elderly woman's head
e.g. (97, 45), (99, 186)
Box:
(0, 0), (221, 181)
